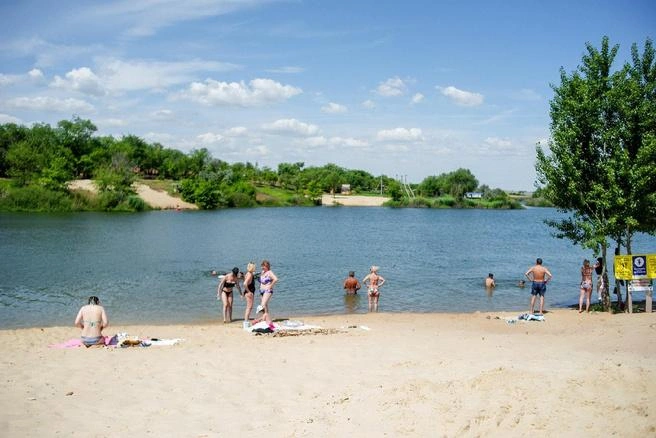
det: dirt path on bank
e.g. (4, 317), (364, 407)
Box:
(67, 180), (198, 210)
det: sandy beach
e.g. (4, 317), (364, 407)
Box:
(1, 310), (654, 437)
(68, 179), (198, 210)
(322, 193), (389, 206)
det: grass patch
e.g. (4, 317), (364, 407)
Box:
(138, 179), (179, 195)
(255, 185), (314, 206)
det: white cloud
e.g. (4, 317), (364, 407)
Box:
(484, 137), (512, 148)
(0, 69), (45, 86)
(143, 132), (175, 144)
(362, 99), (376, 109)
(6, 96), (94, 113)
(28, 69), (44, 79)
(151, 109), (175, 119)
(411, 93), (424, 104)
(0, 74), (17, 87)
(376, 127), (423, 142)
(0, 113), (22, 124)
(84, 0), (268, 37)
(265, 66), (305, 74)
(303, 136), (368, 148)
(376, 76), (407, 97)
(262, 118), (320, 136)
(321, 102), (347, 113)
(51, 67), (106, 96)
(197, 132), (225, 144)
(224, 126), (248, 136)
(99, 58), (239, 92)
(98, 118), (127, 127)
(180, 78), (302, 106)
(438, 85), (484, 107)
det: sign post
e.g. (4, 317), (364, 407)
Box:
(614, 254), (656, 313)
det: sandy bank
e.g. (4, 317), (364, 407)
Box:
(322, 193), (389, 206)
(1, 310), (654, 437)
(68, 179), (197, 210)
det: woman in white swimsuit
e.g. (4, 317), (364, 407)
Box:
(363, 265), (385, 312)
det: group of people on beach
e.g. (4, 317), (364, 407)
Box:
(484, 256), (606, 314)
(215, 260), (277, 328)
(342, 266), (386, 312)
(74, 256), (608, 347)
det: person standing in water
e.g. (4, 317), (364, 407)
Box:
(218, 267), (242, 323)
(74, 296), (109, 347)
(363, 265), (385, 312)
(525, 258), (553, 315)
(343, 271), (361, 295)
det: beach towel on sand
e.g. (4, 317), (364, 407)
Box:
(49, 335), (182, 348)
(246, 320), (321, 334)
(505, 313), (545, 324)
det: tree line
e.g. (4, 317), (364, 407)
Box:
(0, 117), (518, 211)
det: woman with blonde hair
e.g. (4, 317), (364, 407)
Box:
(257, 259), (278, 317)
(242, 262), (257, 327)
(363, 265), (385, 312)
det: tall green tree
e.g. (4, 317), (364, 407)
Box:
(536, 37), (656, 311)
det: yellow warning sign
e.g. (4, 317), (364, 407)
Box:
(614, 254), (656, 280)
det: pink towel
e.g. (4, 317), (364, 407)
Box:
(49, 336), (115, 349)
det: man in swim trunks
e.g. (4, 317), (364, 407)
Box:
(74, 296), (109, 347)
(343, 271), (361, 295)
(525, 258), (553, 315)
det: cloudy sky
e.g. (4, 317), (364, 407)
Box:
(0, 0), (653, 190)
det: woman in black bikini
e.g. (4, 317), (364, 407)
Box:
(217, 267), (242, 323)
(242, 262), (256, 327)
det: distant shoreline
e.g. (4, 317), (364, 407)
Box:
(321, 193), (389, 206)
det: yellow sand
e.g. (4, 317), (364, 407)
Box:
(1, 311), (654, 437)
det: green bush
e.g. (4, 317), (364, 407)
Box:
(127, 195), (148, 211)
(0, 185), (73, 211)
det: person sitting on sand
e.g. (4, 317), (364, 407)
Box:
(363, 266), (385, 312)
(485, 273), (496, 288)
(74, 296), (109, 347)
(218, 267), (242, 323)
(343, 271), (361, 295)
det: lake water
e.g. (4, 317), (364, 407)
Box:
(1, 207), (654, 328)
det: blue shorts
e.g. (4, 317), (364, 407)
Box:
(531, 282), (546, 296)
(81, 335), (103, 347)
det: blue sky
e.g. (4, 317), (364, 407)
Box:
(0, 0), (653, 190)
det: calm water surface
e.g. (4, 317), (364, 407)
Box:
(1, 207), (654, 328)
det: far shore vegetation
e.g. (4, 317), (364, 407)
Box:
(0, 118), (538, 212)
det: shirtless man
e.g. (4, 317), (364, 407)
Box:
(343, 271), (361, 295)
(485, 273), (496, 288)
(74, 296), (109, 347)
(525, 258), (553, 314)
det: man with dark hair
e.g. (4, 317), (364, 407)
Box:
(525, 258), (553, 314)
(343, 271), (361, 295)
